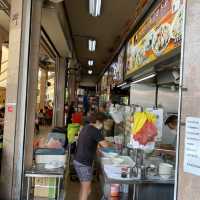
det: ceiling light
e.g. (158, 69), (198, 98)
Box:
(88, 70), (93, 75)
(131, 73), (156, 85)
(117, 82), (127, 88)
(49, 0), (64, 3)
(88, 60), (94, 66)
(89, 39), (96, 52)
(89, 0), (102, 17)
(121, 83), (131, 89)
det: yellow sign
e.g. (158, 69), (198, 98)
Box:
(126, 0), (184, 76)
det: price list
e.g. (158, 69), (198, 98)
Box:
(184, 117), (200, 176)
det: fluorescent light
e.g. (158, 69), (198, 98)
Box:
(89, 0), (102, 17)
(131, 73), (156, 85)
(49, 0), (64, 3)
(89, 39), (96, 52)
(88, 60), (94, 66)
(117, 82), (127, 88)
(96, 0), (101, 16)
(121, 83), (131, 89)
(89, 0), (94, 16)
(88, 70), (93, 75)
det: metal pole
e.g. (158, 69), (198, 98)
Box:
(26, 177), (31, 200)
(174, 1), (187, 200)
(57, 178), (61, 200)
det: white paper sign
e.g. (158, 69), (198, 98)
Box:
(184, 117), (200, 176)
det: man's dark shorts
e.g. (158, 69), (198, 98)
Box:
(73, 160), (93, 182)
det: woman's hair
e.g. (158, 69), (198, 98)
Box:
(89, 112), (107, 123)
(165, 115), (178, 125)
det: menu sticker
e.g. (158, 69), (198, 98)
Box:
(184, 117), (200, 176)
(146, 108), (164, 142)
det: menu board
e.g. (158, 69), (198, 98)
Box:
(116, 47), (125, 82)
(109, 47), (125, 87)
(126, 0), (184, 77)
(101, 71), (108, 91)
(109, 62), (118, 84)
(184, 117), (200, 176)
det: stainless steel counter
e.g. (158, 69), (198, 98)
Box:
(102, 164), (174, 185)
(99, 157), (175, 200)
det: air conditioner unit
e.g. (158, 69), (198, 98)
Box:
(49, 0), (64, 3)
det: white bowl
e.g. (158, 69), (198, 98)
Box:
(112, 157), (124, 165)
(159, 163), (173, 169)
(103, 152), (118, 158)
(160, 174), (171, 180)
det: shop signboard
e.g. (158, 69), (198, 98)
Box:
(108, 62), (117, 87)
(101, 71), (108, 91)
(116, 47), (125, 83)
(109, 47), (125, 87)
(184, 117), (200, 176)
(125, 0), (184, 77)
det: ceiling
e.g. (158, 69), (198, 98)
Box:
(0, 10), (9, 32)
(0, 0), (144, 86)
(41, 3), (72, 58)
(65, 0), (139, 78)
(0, 0), (10, 33)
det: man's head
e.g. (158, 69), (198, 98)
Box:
(165, 115), (178, 130)
(89, 112), (107, 130)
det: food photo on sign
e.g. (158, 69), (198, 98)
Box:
(125, 0), (184, 77)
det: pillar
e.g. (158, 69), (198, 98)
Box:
(0, 0), (43, 199)
(39, 68), (47, 110)
(68, 59), (77, 103)
(177, 1), (200, 200)
(0, 0), (33, 199)
(54, 57), (66, 127)
(23, 0), (43, 168)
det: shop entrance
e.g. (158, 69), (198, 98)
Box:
(2, 0), (200, 199)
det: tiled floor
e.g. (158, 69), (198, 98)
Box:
(36, 125), (52, 140)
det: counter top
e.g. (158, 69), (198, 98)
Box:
(102, 169), (174, 185)
(25, 164), (64, 178)
(100, 158), (174, 185)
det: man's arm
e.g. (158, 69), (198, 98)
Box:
(98, 140), (111, 148)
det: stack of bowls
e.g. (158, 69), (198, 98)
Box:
(159, 163), (173, 180)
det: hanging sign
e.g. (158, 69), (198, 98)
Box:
(125, 0), (184, 77)
(184, 117), (200, 176)
(146, 108), (164, 142)
(109, 47), (125, 87)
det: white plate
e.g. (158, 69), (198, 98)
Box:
(160, 174), (172, 180)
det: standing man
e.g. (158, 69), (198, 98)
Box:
(73, 112), (109, 200)
(83, 92), (89, 115)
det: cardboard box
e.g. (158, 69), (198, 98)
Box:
(34, 178), (57, 198)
